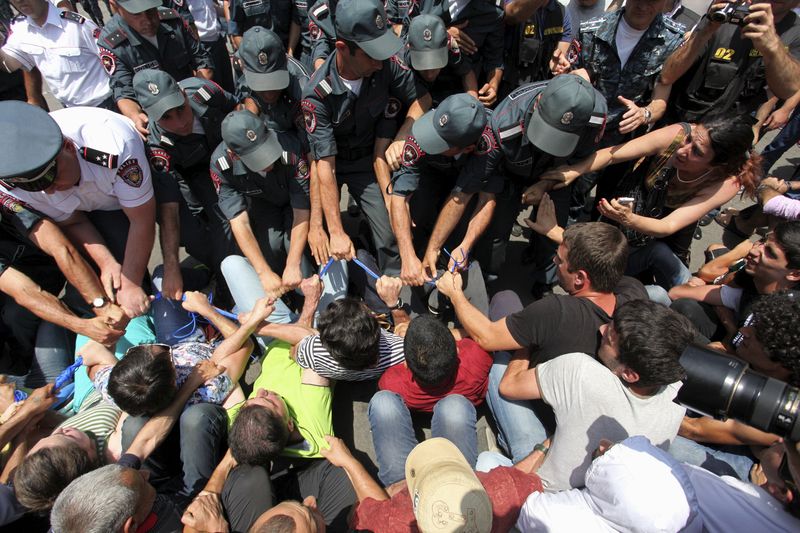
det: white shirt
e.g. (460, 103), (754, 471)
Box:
(0, 107), (153, 222)
(614, 16), (646, 69)
(2, 4), (111, 107)
(187, 0), (221, 42)
(338, 75), (363, 95)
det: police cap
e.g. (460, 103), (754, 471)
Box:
(0, 101), (63, 192)
(133, 69), (185, 121)
(407, 14), (448, 71)
(238, 27), (290, 91)
(335, 0), (402, 61)
(221, 110), (283, 172)
(115, 0), (161, 14)
(412, 93), (486, 154)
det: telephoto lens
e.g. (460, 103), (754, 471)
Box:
(677, 345), (800, 441)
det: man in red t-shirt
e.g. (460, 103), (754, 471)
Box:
(370, 315), (493, 486)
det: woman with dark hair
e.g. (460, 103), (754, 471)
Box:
(530, 115), (762, 297)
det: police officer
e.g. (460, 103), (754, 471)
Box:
(403, 14), (466, 106)
(290, 0), (312, 69)
(390, 93), (490, 286)
(301, 0), (431, 275)
(237, 26), (310, 134)
(132, 69), (239, 299)
(307, 0), (337, 68)
(228, 0), (292, 49)
(0, 102), (156, 318)
(479, 74), (607, 297)
(1, 0), (114, 109)
(98, 0), (214, 137)
(211, 110), (311, 297)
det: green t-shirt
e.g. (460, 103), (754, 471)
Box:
(227, 342), (332, 459)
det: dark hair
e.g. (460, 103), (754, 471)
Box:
(14, 443), (100, 513)
(404, 316), (458, 387)
(701, 115), (762, 197)
(317, 299), (381, 370)
(752, 292), (800, 386)
(338, 39), (360, 55)
(108, 344), (177, 417)
(229, 404), (290, 465)
(613, 300), (696, 388)
(773, 221), (800, 270)
(561, 222), (628, 293)
(252, 514), (297, 533)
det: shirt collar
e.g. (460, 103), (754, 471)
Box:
(33, 4), (63, 30)
(595, 9), (667, 44)
(326, 52), (352, 96)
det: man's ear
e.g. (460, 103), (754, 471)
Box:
(785, 268), (800, 283)
(286, 417), (295, 433)
(618, 365), (640, 385)
(123, 516), (137, 533)
(574, 269), (590, 290)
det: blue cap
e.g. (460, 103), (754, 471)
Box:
(133, 69), (185, 120)
(407, 14), (448, 70)
(0, 101), (63, 192)
(335, 0), (402, 60)
(238, 27), (290, 91)
(411, 93), (486, 154)
(221, 110), (283, 172)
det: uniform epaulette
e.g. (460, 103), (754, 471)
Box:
(194, 81), (221, 104)
(310, 2), (329, 20)
(80, 147), (119, 169)
(160, 134), (174, 147)
(102, 28), (129, 48)
(313, 77), (333, 99)
(579, 17), (604, 33)
(216, 154), (231, 171)
(661, 16), (686, 36)
(60, 10), (85, 24)
(497, 123), (523, 142)
(158, 7), (180, 20)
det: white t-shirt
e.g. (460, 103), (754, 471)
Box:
(188, 0), (221, 42)
(614, 16), (646, 69)
(535, 352), (685, 491)
(338, 75), (363, 96)
(140, 33), (159, 48)
(0, 107), (153, 221)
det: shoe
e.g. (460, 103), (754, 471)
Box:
(699, 214), (713, 227)
(694, 226), (703, 240)
(530, 282), (553, 300)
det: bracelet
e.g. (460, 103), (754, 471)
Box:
(388, 297), (404, 311)
(534, 443), (549, 454)
(642, 106), (652, 125)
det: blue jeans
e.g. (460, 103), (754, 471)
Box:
(761, 106), (800, 174)
(625, 241), (691, 291)
(668, 435), (754, 481)
(368, 391), (478, 486)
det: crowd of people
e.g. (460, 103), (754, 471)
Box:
(1, 0), (800, 529)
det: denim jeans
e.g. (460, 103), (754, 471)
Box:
(668, 435), (754, 481)
(475, 451), (514, 472)
(367, 391), (478, 486)
(625, 241), (691, 291)
(761, 106), (800, 174)
(4, 321), (75, 389)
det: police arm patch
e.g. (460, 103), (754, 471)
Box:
(301, 100), (317, 133)
(384, 97), (401, 119)
(295, 157), (310, 179)
(210, 169), (222, 194)
(99, 48), (117, 75)
(117, 159), (144, 188)
(476, 126), (497, 156)
(149, 148), (171, 173)
(401, 136), (425, 167)
(309, 21), (321, 41)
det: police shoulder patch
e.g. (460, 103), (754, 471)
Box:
(102, 29), (128, 48)
(99, 48), (117, 75)
(157, 6), (180, 20)
(149, 148), (171, 172)
(301, 100), (317, 133)
(60, 10), (85, 23)
(216, 154), (231, 171)
(117, 159), (144, 187)
(384, 97), (401, 119)
(81, 147), (119, 168)
(0, 191), (29, 214)
(93, 27), (101, 39)
(401, 136), (424, 167)
(476, 126), (497, 155)
(295, 157), (310, 179)
(497, 122), (524, 142)
(309, 21), (321, 41)
(210, 169), (222, 193)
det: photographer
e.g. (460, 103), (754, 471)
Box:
(660, 1), (800, 125)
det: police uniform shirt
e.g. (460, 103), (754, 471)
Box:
(237, 55), (309, 133)
(209, 133), (311, 221)
(98, 8), (213, 102)
(446, 0), (504, 75)
(485, 82), (599, 184)
(185, 0), (221, 42)
(0, 193), (57, 283)
(401, 40), (462, 105)
(292, 0), (311, 54)
(388, 0), (447, 34)
(300, 52), (422, 165)
(2, 4), (111, 107)
(576, 10), (684, 132)
(508, 0), (570, 85)
(229, 0), (292, 43)
(307, 0), (337, 65)
(0, 107), (154, 222)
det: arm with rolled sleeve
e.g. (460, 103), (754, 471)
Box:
(285, 157), (311, 287)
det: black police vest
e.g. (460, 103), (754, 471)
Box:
(671, 12), (800, 122)
(508, 4), (565, 87)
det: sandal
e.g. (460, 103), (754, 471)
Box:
(715, 209), (750, 241)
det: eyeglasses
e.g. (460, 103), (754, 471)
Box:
(1, 158), (59, 192)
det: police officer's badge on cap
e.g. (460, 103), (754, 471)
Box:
(133, 69), (185, 121)
(114, 0), (161, 14)
(221, 110), (283, 172)
(408, 14), (448, 70)
(0, 101), (63, 192)
(335, 0), (402, 61)
(405, 438), (492, 533)
(527, 73), (607, 158)
(412, 93), (487, 154)
(238, 27), (290, 91)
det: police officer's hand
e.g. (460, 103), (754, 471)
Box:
(162, 263), (184, 301)
(282, 263), (304, 292)
(478, 83), (498, 107)
(329, 231), (355, 261)
(763, 106), (792, 131)
(95, 303), (130, 332)
(617, 96), (647, 134)
(598, 197), (635, 226)
(308, 225), (331, 266)
(132, 112), (150, 140)
(385, 140), (406, 171)
(522, 180), (553, 206)
(743, 3), (781, 55)
(117, 284), (151, 318)
(400, 254), (428, 286)
(376, 275), (403, 308)
(435, 270), (464, 298)
(550, 49), (572, 76)
(259, 270), (286, 299)
(447, 21), (477, 55)
(81, 315), (125, 346)
(300, 274), (323, 309)
(100, 261), (122, 302)
(446, 246), (470, 274)
(422, 248), (440, 280)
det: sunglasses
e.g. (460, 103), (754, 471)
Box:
(0, 157), (59, 192)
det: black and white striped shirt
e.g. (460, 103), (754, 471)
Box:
(294, 329), (405, 381)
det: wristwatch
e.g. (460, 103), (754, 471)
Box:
(388, 298), (404, 311)
(642, 106), (652, 125)
(92, 296), (109, 309)
(534, 443), (549, 454)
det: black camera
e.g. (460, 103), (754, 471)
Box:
(676, 344), (800, 441)
(709, 2), (751, 25)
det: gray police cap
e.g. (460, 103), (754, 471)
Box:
(133, 69), (185, 121)
(335, 0), (402, 61)
(114, 0), (161, 14)
(221, 110), (283, 172)
(527, 74), (607, 158)
(0, 101), (62, 188)
(408, 14), (448, 71)
(412, 93), (486, 154)
(238, 27), (290, 91)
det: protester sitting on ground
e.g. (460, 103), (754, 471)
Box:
(370, 315), (492, 486)
(760, 177), (800, 222)
(532, 115), (761, 298)
(474, 300), (696, 491)
(669, 220), (800, 344)
(669, 291), (800, 481)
